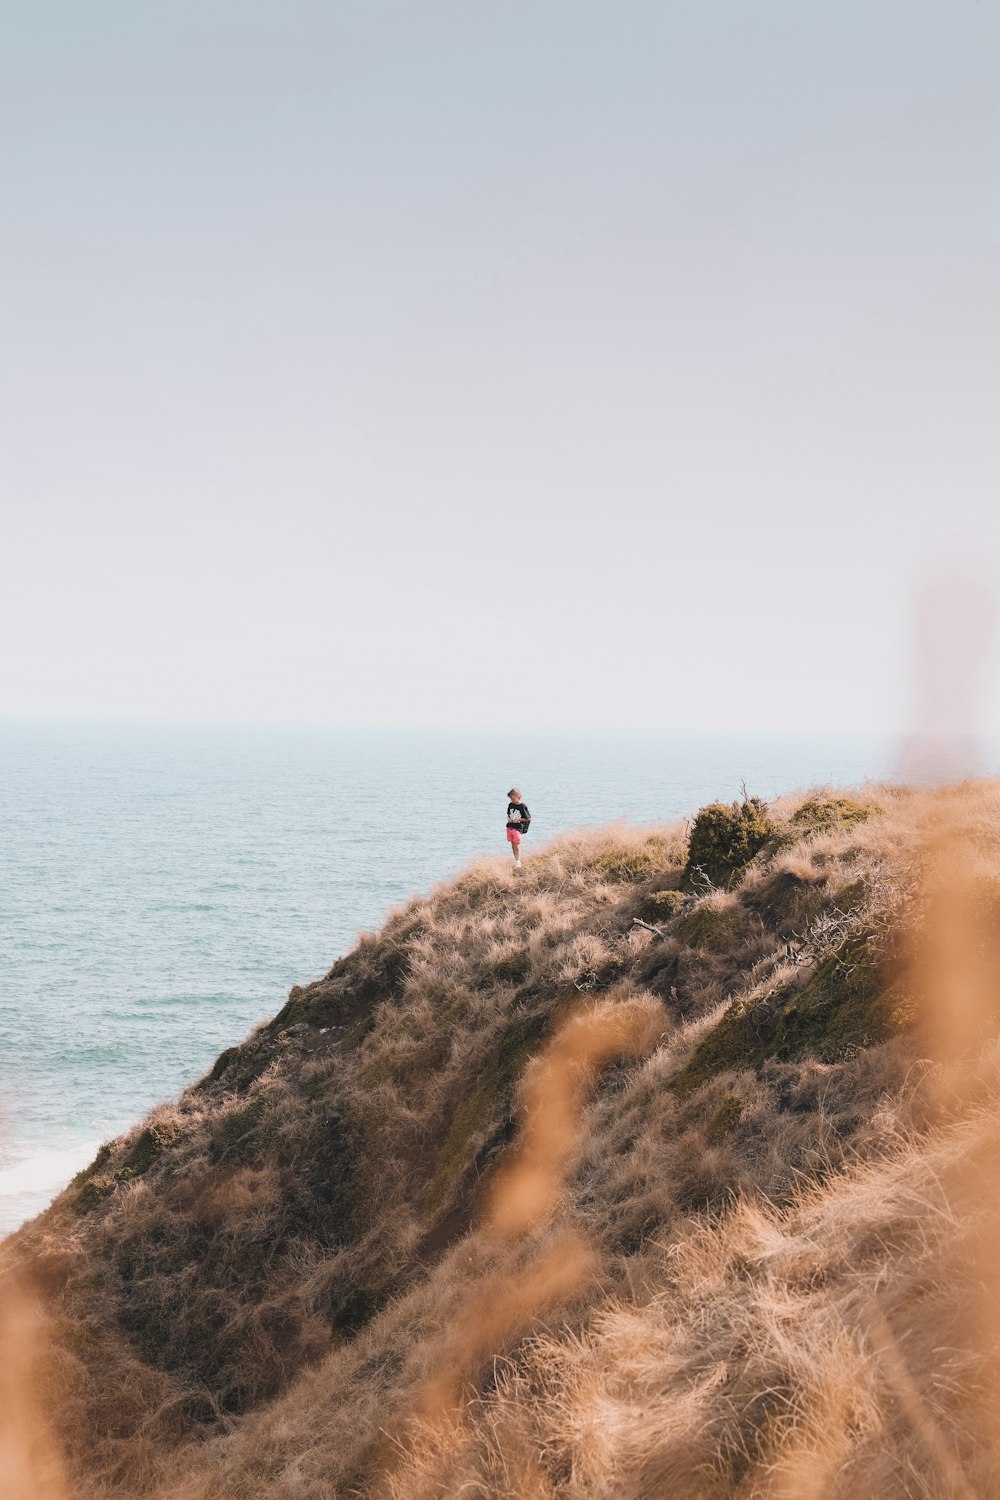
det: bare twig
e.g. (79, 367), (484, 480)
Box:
(631, 917), (665, 937)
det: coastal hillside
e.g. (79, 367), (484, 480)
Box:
(5, 782), (1000, 1499)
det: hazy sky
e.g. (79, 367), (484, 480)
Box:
(3, 2), (998, 732)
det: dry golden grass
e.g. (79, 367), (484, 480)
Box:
(7, 781), (1000, 1496)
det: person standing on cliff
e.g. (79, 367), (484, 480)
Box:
(506, 787), (531, 870)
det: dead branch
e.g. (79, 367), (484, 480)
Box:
(630, 917), (665, 937)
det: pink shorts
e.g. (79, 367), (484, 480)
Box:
(506, 827), (522, 846)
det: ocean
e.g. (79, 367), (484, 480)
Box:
(0, 720), (894, 1233)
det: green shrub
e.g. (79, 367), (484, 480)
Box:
(790, 796), (873, 833)
(635, 890), (686, 924)
(682, 797), (775, 891)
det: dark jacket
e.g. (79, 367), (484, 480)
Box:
(506, 801), (531, 833)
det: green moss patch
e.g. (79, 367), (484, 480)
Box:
(208, 1097), (267, 1165)
(73, 1127), (182, 1213)
(674, 902), (746, 954)
(276, 981), (369, 1032)
(706, 1093), (743, 1142)
(337, 1016), (375, 1052)
(419, 983), (471, 1020)
(424, 1011), (549, 1215)
(119, 1121), (179, 1181)
(769, 941), (910, 1062)
(198, 1037), (277, 1094)
(479, 950), (532, 987)
(271, 941), (410, 1035)
(74, 1172), (118, 1215)
(636, 890), (686, 924)
(746, 869), (833, 930)
(672, 936), (909, 1096)
(361, 1032), (452, 1092)
(202, 1045), (241, 1086)
(331, 1285), (389, 1337)
(71, 1142), (112, 1187)
(271, 984), (311, 1029)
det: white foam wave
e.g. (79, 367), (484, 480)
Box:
(0, 1141), (101, 1199)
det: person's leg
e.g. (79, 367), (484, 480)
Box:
(512, 833), (522, 868)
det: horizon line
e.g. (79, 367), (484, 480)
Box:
(0, 712), (902, 739)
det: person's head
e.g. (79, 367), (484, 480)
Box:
(507, 787), (521, 802)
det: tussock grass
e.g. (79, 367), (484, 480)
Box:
(8, 781), (1000, 1497)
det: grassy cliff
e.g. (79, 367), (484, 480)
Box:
(6, 781), (1000, 1499)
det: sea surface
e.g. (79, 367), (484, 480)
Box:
(0, 720), (895, 1233)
